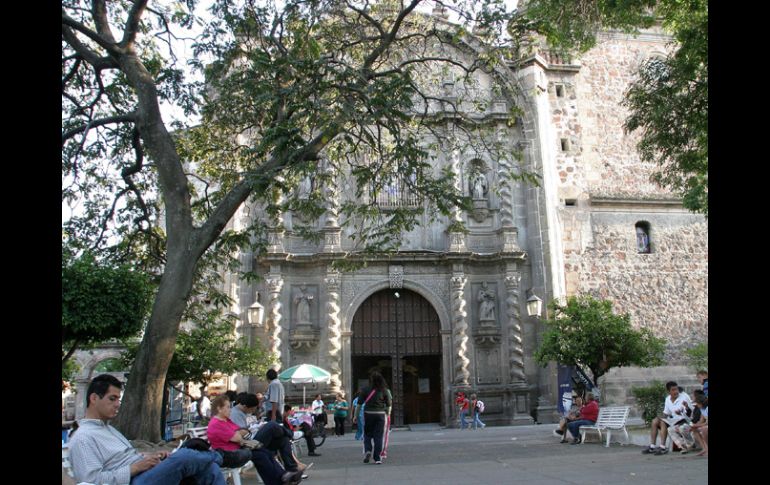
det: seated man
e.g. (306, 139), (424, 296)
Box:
(669, 389), (705, 453)
(566, 392), (599, 444)
(252, 419), (306, 485)
(230, 392), (261, 432)
(283, 404), (321, 457)
(69, 374), (226, 485)
(642, 380), (693, 455)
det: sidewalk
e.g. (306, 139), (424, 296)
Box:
(238, 423), (707, 484)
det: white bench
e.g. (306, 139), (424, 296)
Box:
(185, 426), (260, 485)
(579, 406), (631, 448)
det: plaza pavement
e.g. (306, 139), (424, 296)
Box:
(239, 424), (708, 485)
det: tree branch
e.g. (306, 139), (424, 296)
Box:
(122, 0), (149, 49)
(62, 113), (136, 145)
(62, 9), (121, 57)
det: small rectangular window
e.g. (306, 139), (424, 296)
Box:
(560, 138), (570, 151)
(565, 199), (576, 207)
(555, 85), (565, 97)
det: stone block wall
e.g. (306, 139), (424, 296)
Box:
(571, 31), (674, 199)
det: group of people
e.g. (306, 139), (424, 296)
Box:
(455, 391), (486, 430)
(642, 370), (708, 457)
(68, 367), (398, 485)
(553, 370), (709, 456)
(553, 392), (599, 444)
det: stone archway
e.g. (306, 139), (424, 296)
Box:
(350, 288), (442, 426)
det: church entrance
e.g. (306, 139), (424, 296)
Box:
(351, 289), (442, 426)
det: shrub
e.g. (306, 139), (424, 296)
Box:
(684, 342), (708, 371)
(630, 380), (666, 426)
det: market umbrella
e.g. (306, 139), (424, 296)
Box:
(277, 364), (332, 407)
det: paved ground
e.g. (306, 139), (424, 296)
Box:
(239, 424), (708, 484)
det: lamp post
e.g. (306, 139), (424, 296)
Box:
(246, 292), (265, 392)
(526, 291), (543, 318)
(247, 292), (265, 327)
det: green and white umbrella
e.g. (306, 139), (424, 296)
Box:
(278, 364), (332, 407)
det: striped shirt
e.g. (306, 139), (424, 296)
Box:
(68, 419), (142, 485)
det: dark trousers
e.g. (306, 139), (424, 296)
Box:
(363, 412), (386, 461)
(217, 448), (252, 468)
(334, 416), (346, 436)
(251, 448), (286, 485)
(254, 421), (297, 470)
(298, 422), (316, 453)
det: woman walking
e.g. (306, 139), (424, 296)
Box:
(353, 372), (392, 464)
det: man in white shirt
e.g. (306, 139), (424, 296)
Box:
(642, 381), (693, 456)
(69, 374), (226, 485)
(311, 394), (327, 428)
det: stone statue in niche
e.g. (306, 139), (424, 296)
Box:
(469, 167), (490, 222)
(296, 175), (313, 199)
(471, 171), (488, 200)
(477, 282), (496, 325)
(294, 284), (314, 324)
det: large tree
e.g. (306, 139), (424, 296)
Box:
(534, 295), (666, 389)
(62, 0), (524, 441)
(520, 0), (708, 215)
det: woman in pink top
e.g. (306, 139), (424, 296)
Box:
(206, 395), (252, 467)
(566, 392), (599, 444)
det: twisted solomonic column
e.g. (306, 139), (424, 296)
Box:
(497, 156), (515, 228)
(505, 272), (526, 382)
(266, 276), (284, 369)
(448, 146), (467, 252)
(451, 274), (471, 386)
(325, 271), (342, 390)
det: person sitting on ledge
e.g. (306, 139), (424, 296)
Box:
(68, 374), (226, 485)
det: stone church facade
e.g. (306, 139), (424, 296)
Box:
(212, 18), (707, 427)
(69, 17), (707, 425)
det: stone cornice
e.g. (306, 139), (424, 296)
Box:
(588, 196), (695, 213)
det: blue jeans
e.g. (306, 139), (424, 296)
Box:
(131, 448), (226, 485)
(567, 419), (595, 440)
(472, 413), (485, 429)
(459, 410), (469, 429)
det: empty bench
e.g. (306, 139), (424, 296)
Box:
(579, 406), (631, 448)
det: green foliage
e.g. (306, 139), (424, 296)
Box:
(623, 0), (708, 215)
(123, 309), (274, 388)
(630, 380), (666, 425)
(62, 248), (154, 360)
(62, 358), (80, 390)
(684, 341), (708, 371)
(534, 295), (666, 387)
(520, 0), (656, 54)
(522, 0), (708, 215)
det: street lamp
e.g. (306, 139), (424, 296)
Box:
(526, 291), (543, 318)
(247, 292), (265, 326)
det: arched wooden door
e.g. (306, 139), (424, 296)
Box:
(351, 288), (442, 426)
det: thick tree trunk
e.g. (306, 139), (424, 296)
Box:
(112, 248), (197, 441)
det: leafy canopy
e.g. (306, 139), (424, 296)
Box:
(123, 309), (274, 387)
(534, 295), (665, 387)
(62, 248), (154, 360)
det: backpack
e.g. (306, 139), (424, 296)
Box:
(476, 400), (485, 413)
